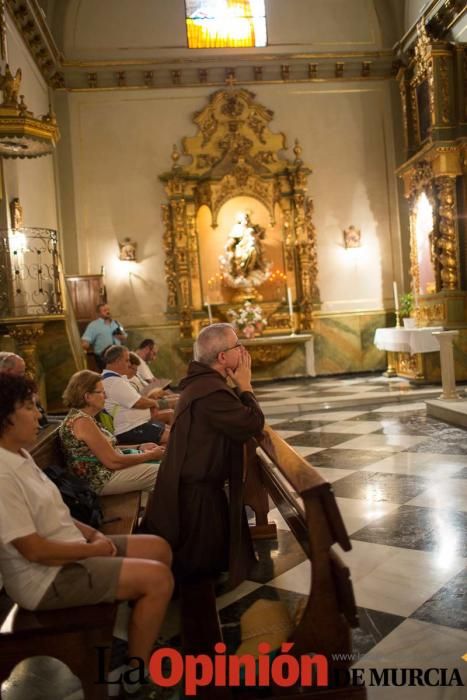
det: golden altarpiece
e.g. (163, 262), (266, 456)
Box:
(393, 23), (467, 381)
(160, 87), (318, 367)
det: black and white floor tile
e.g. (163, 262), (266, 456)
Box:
(163, 375), (466, 698)
(4, 375), (466, 699)
(253, 375), (467, 698)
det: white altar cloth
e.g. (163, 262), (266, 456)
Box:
(374, 326), (444, 354)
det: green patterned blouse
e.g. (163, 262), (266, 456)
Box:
(59, 408), (115, 493)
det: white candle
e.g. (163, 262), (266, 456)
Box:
(287, 287), (294, 328)
(393, 281), (399, 311)
(205, 297), (213, 325)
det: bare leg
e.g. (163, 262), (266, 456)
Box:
(116, 558), (174, 668)
(115, 535), (173, 667)
(125, 533), (172, 568)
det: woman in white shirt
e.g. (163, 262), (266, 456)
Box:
(0, 373), (174, 697)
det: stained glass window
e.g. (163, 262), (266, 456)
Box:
(185, 0), (267, 49)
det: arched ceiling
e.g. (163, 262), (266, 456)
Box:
(38, 0), (407, 59)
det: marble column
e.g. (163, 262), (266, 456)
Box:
(432, 330), (460, 400)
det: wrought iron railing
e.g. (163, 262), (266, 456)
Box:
(0, 227), (64, 318)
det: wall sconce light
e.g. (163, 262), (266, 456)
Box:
(119, 238), (137, 261)
(343, 225), (361, 249)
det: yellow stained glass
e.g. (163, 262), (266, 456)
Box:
(185, 0), (266, 49)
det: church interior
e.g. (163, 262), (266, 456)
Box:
(0, 1), (466, 698)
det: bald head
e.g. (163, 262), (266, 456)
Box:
(0, 352), (26, 376)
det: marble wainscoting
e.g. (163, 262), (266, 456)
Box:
(313, 311), (394, 376)
(126, 324), (189, 384)
(37, 320), (86, 411)
(127, 310), (400, 384)
(127, 326), (314, 382)
(128, 318), (467, 386)
(0, 319), (85, 412)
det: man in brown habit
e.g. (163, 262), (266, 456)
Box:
(141, 322), (264, 582)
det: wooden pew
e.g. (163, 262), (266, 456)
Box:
(0, 425), (141, 700)
(243, 426), (366, 698)
(180, 425), (366, 699)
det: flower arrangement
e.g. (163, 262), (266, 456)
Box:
(399, 292), (414, 318)
(227, 301), (267, 339)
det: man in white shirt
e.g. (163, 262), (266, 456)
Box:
(135, 339), (158, 383)
(0, 373), (173, 696)
(102, 345), (170, 445)
(134, 340), (178, 410)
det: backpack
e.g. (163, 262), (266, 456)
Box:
(44, 464), (103, 528)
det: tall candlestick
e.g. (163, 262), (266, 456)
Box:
(393, 281), (399, 311)
(205, 297), (213, 325)
(287, 287), (294, 333)
(393, 281), (401, 327)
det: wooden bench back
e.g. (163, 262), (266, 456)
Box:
(244, 425), (360, 665)
(29, 423), (141, 536)
(30, 425), (65, 471)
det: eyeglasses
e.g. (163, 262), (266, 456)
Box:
(219, 342), (242, 353)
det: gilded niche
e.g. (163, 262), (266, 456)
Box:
(219, 210), (271, 301)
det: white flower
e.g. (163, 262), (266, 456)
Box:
(227, 302), (266, 330)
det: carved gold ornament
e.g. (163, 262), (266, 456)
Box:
(436, 176), (458, 290)
(160, 88), (320, 341)
(0, 64), (60, 158)
(413, 21), (432, 83)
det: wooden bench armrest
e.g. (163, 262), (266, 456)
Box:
(257, 427), (351, 552)
(100, 491), (141, 535)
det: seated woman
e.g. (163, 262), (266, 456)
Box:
(60, 370), (164, 495)
(127, 353), (175, 426)
(0, 374), (173, 698)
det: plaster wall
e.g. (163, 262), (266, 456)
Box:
(58, 80), (401, 327)
(1, 15), (58, 231)
(403, 0), (430, 33)
(53, 0), (383, 59)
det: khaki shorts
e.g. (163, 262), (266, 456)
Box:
(36, 535), (127, 610)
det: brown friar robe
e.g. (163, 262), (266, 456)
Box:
(140, 361), (265, 582)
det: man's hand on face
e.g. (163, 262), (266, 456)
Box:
(226, 346), (253, 393)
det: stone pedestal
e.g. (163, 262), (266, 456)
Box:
(432, 330), (461, 400)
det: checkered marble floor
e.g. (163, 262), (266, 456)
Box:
(252, 375), (467, 698)
(152, 376), (466, 698)
(6, 375), (466, 699)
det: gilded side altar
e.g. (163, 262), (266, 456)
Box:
(159, 87), (320, 368)
(392, 24), (467, 382)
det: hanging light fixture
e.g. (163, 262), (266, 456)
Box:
(0, 64), (60, 158)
